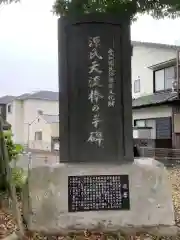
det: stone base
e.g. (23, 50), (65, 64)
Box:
(22, 159), (175, 234)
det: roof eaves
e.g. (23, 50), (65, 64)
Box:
(132, 41), (180, 50)
(132, 93), (177, 109)
(0, 95), (16, 104)
(16, 93), (31, 100)
(16, 96), (58, 101)
(132, 101), (167, 109)
(148, 58), (176, 70)
(28, 97), (58, 101)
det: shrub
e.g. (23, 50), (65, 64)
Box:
(3, 130), (26, 191)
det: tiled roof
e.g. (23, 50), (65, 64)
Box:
(132, 91), (177, 108)
(16, 91), (59, 101)
(0, 95), (16, 104)
(132, 41), (179, 50)
(42, 114), (59, 123)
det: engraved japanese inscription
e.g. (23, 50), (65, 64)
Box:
(108, 46), (116, 107)
(87, 36), (104, 148)
(68, 175), (130, 212)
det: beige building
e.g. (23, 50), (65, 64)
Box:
(28, 114), (59, 151)
(6, 91), (59, 146)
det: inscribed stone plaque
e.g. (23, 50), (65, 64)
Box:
(68, 174), (130, 212)
(59, 14), (133, 163)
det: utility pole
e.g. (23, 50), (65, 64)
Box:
(26, 118), (37, 149)
(27, 123), (30, 149)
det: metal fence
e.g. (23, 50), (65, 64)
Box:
(15, 151), (59, 170)
(17, 141), (60, 153)
(139, 147), (180, 167)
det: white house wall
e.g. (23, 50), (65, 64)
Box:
(133, 105), (172, 139)
(23, 99), (58, 144)
(51, 122), (59, 137)
(7, 98), (59, 144)
(28, 116), (52, 151)
(133, 105), (172, 119)
(7, 100), (24, 143)
(132, 45), (177, 98)
(6, 102), (14, 137)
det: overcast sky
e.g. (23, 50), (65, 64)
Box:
(0, 0), (180, 96)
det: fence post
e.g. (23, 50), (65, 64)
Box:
(10, 159), (24, 237)
(142, 147), (145, 158)
(28, 152), (32, 170)
(45, 155), (48, 164)
(153, 147), (155, 159)
(27, 152), (32, 228)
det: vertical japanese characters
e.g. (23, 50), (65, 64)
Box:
(108, 48), (116, 107)
(68, 175), (130, 212)
(87, 36), (104, 147)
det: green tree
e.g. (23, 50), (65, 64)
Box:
(53, 0), (180, 20)
(3, 130), (25, 190)
(1, 0), (180, 20)
(0, 120), (25, 193)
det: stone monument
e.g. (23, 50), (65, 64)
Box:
(22, 13), (176, 236)
(59, 14), (133, 163)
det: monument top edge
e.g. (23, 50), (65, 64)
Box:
(28, 157), (164, 170)
(58, 13), (131, 25)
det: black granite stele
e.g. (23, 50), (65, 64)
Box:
(68, 174), (130, 212)
(58, 13), (133, 163)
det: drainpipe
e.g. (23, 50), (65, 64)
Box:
(27, 123), (30, 149)
(173, 50), (180, 148)
(176, 50), (180, 99)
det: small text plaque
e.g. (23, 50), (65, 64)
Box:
(68, 174), (130, 212)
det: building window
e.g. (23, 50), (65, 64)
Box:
(156, 117), (171, 139)
(37, 110), (43, 115)
(34, 131), (42, 140)
(154, 66), (176, 92)
(134, 119), (154, 127)
(134, 119), (146, 127)
(7, 104), (12, 113)
(134, 77), (140, 93)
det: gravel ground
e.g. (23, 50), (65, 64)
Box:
(1, 166), (180, 239)
(168, 167), (180, 225)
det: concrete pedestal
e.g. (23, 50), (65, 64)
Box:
(22, 159), (176, 235)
